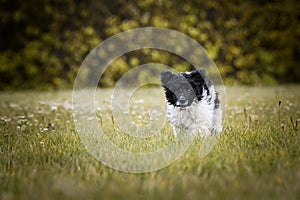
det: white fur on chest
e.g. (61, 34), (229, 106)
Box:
(167, 99), (222, 137)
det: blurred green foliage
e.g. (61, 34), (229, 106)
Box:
(0, 0), (299, 90)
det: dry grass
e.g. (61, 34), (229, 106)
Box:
(0, 86), (299, 200)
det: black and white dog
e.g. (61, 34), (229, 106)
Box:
(160, 69), (222, 138)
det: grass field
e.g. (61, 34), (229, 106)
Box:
(0, 86), (299, 200)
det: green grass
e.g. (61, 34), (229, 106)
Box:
(0, 86), (300, 200)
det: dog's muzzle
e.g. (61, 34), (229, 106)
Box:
(176, 96), (189, 108)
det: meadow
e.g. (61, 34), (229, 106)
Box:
(0, 86), (299, 200)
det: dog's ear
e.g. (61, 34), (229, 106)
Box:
(160, 70), (175, 85)
(190, 69), (211, 86)
(190, 69), (205, 83)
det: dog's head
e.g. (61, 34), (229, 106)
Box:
(160, 69), (211, 108)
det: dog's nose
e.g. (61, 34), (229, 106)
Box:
(178, 96), (187, 103)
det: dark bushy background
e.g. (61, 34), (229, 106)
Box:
(0, 0), (299, 90)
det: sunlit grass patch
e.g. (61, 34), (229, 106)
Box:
(0, 86), (299, 200)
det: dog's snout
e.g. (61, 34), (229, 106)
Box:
(177, 96), (189, 108)
(178, 96), (187, 103)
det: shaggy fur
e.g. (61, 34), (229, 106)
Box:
(160, 69), (222, 137)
